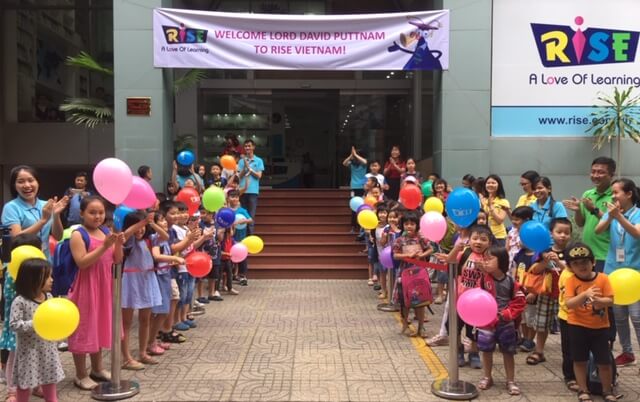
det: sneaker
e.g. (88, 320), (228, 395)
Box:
(57, 341), (68, 352)
(434, 295), (444, 304)
(173, 322), (190, 331)
(232, 276), (241, 283)
(469, 352), (482, 369)
(367, 279), (374, 286)
(184, 319), (197, 328)
(193, 300), (204, 308)
(615, 352), (636, 367)
(228, 288), (239, 295)
(457, 351), (466, 367)
(426, 334), (449, 347)
(239, 277), (248, 286)
(210, 291), (224, 301)
(190, 308), (205, 316)
(519, 339), (536, 352)
(373, 284), (382, 291)
(196, 297), (210, 304)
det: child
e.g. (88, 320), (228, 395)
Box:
(224, 175), (248, 196)
(381, 210), (402, 304)
(228, 190), (252, 287)
(476, 209), (488, 226)
(564, 243), (616, 402)
(525, 217), (571, 366)
(69, 196), (124, 390)
(558, 247), (578, 392)
(514, 244), (538, 353)
(219, 226), (235, 296)
(196, 208), (220, 302)
(365, 161), (388, 191)
(120, 211), (166, 369)
(433, 178), (450, 202)
(507, 206), (534, 277)
(400, 157), (423, 184)
(64, 171), (92, 226)
(392, 212), (433, 337)
(10, 259), (64, 401)
(475, 245), (526, 395)
(207, 163), (227, 189)
(374, 205), (389, 299)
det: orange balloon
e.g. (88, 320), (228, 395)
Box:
(364, 196), (378, 207)
(220, 155), (237, 170)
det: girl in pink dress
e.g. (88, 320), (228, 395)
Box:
(68, 196), (124, 390)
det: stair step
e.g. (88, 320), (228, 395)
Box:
(250, 262), (368, 270)
(249, 267), (367, 280)
(256, 213), (350, 224)
(255, 232), (360, 243)
(260, 189), (350, 198)
(258, 205), (352, 214)
(265, 242), (364, 253)
(259, 198), (347, 207)
(256, 223), (351, 233)
(251, 253), (365, 265)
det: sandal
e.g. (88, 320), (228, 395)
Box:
(90, 369), (111, 382)
(477, 377), (493, 390)
(577, 390), (593, 402)
(139, 355), (159, 365)
(32, 386), (44, 398)
(506, 381), (521, 396)
(74, 376), (99, 390)
(121, 359), (145, 371)
(526, 352), (546, 365)
(161, 331), (186, 343)
(603, 392), (618, 402)
(566, 380), (580, 392)
(5, 391), (17, 402)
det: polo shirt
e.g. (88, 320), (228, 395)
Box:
(580, 187), (613, 261)
(1, 197), (53, 260)
(237, 155), (264, 195)
(529, 197), (568, 230)
(349, 162), (367, 190)
(177, 174), (204, 189)
(603, 206), (640, 274)
(516, 193), (536, 208)
(481, 197), (510, 239)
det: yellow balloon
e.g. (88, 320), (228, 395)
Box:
(8, 245), (46, 280)
(33, 298), (80, 341)
(241, 235), (264, 254)
(357, 209), (379, 230)
(423, 197), (444, 214)
(609, 268), (640, 305)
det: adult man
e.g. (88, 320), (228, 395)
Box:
(237, 139), (264, 235)
(562, 157), (615, 273)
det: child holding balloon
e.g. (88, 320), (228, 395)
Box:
(228, 190), (252, 287)
(374, 204), (389, 299)
(10, 258), (64, 402)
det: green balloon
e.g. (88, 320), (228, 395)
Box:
(422, 180), (434, 197)
(202, 187), (225, 212)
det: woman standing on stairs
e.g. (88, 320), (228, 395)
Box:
(383, 145), (406, 201)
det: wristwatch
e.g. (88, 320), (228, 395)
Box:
(590, 208), (599, 217)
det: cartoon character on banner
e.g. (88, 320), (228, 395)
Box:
(387, 17), (443, 70)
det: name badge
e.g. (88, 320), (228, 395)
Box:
(616, 247), (625, 263)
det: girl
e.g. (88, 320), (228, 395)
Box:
(392, 212), (433, 337)
(476, 209), (488, 226)
(374, 205), (390, 299)
(401, 157), (423, 184)
(224, 175), (248, 197)
(481, 174), (510, 246)
(381, 210), (403, 305)
(120, 211), (165, 369)
(516, 170), (540, 208)
(69, 196), (124, 390)
(433, 178), (450, 202)
(10, 259), (64, 402)
(595, 178), (640, 367)
(530, 176), (568, 230)
(383, 145), (406, 201)
(475, 245), (525, 395)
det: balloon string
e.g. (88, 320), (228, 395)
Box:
(403, 259), (449, 272)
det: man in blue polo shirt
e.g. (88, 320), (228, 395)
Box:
(237, 139), (264, 235)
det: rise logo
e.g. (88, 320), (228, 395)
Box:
(162, 23), (208, 44)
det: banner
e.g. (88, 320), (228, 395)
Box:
(492, 0), (640, 137)
(153, 8), (449, 70)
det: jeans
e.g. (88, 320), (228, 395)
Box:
(240, 193), (258, 235)
(613, 301), (640, 354)
(558, 318), (575, 381)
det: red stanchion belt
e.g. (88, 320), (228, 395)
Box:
(403, 259), (449, 272)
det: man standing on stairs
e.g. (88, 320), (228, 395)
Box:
(238, 139), (264, 235)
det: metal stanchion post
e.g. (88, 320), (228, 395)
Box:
(431, 262), (478, 400)
(92, 263), (140, 401)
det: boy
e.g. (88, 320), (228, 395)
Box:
(564, 243), (616, 402)
(64, 171), (92, 225)
(207, 163), (227, 188)
(507, 206), (534, 276)
(197, 207), (224, 302)
(365, 161), (389, 191)
(227, 190), (252, 287)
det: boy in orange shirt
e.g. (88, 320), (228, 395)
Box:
(564, 243), (616, 402)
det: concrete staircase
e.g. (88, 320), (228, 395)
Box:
(250, 189), (368, 279)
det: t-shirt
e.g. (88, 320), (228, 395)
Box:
(1, 197), (53, 260)
(392, 233), (429, 271)
(237, 155), (265, 195)
(565, 272), (613, 329)
(349, 163), (367, 189)
(401, 172), (424, 183)
(64, 188), (92, 225)
(603, 206), (640, 274)
(457, 250), (484, 291)
(374, 226), (386, 251)
(507, 227), (521, 273)
(481, 197), (511, 240)
(494, 275), (515, 312)
(580, 187), (613, 261)
(177, 174), (204, 189)
(513, 249), (536, 285)
(365, 173), (386, 187)
(557, 269), (574, 321)
(170, 225), (191, 273)
(151, 233), (172, 276)
(198, 221), (220, 263)
(383, 160), (406, 179)
(516, 193), (536, 208)
(530, 197), (568, 230)
(231, 206), (251, 241)
(207, 176), (227, 189)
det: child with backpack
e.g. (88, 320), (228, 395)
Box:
(564, 243), (616, 402)
(474, 245), (526, 395)
(68, 196), (124, 390)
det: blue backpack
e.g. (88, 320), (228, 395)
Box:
(52, 226), (110, 296)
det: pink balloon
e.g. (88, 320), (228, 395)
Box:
(230, 243), (248, 263)
(122, 177), (156, 210)
(457, 288), (498, 327)
(419, 211), (447, 242)
(93, 158), (133, 204)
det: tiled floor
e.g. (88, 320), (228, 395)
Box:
(4, 280), (640, 401)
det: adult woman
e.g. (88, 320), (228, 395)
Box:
(343, 146), (367, 233)
(383, 145), (406, 201)
(595, 178), (640, 366)
(462, 174), (475, 189)
(221, 134), (243, 158)
(530, 176), (567, 229)
(481, 174), (510, 246)
(516, 170), (540, 207)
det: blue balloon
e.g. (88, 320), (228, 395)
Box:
(215, 207), (235, 228)
(349, 196), (364, 212)
(520, 221), (552, 253)
(176, 150), (195, 166)
(445, 188), (480, 228)
(356, 204), (373, 214)
(114, 205), (135, 231)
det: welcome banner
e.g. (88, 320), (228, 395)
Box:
(153, 8), (449, 70)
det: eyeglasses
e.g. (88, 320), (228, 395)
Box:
(519, 182), (529, 187)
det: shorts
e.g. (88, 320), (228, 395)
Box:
(367, 243), (378, 264)
(568, 324), (611, 364)
(206, 262), (220, 280)
(152, 274), (171, 315)
(534, 294), (558, 332)
(373, 262), (384, 276)
(477, 321), (518, 354)
(435, 270), (448, 285)
(170, 279), (180, 301)
(176, 272), (195, 307)
(523, 304), (537, 328)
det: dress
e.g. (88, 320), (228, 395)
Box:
(121, 238), (161, 309)
(67, 235), (114, 354)
(10, 294), (64, 389)
(0, 276), (17, 351)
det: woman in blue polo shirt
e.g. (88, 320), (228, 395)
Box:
(595, 178), (640, 366)
(1, 165), (67, 260)
(529, 176), (567, 230)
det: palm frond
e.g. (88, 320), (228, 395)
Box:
(59, 98), (113, 128)
(173, 69), (207, 93)
(65, 51), (113, 76)
(174, 134), (197, 152)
